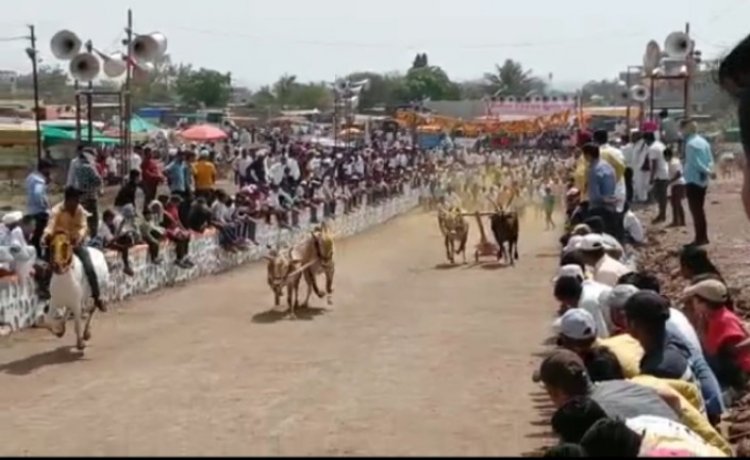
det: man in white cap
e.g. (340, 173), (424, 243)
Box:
(553, 270), (612, 338)
(579, 233), (632, 287)
(0, 211), (36, 277)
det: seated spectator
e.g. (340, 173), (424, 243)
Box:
(210, 189), (244, 251)
(683, 278), (750, 392)
(114, 169), (141, 212)
(578, 234), (632, 287)
(92, 207), (137, 276)
(153, 198), (193, 269)
(679, 245), (724, 283)
(0, 211), (36, 278)
(534, 349), (680, 423)
(622, 207), (645, 246)
(553, 274), (611, 338)
(580, 416), (726, 457)
(582, 216), (625, 260)
(187, 197), (212, 233)
(140, 205), (165, 264)
(624, 291), (696, 384)
(617, 272), (725, 422)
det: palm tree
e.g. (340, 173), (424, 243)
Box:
(484, 59), (546, 97)
(273, 74), (298, 105)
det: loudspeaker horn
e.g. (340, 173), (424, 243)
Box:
(50, 30), (82, 60)
(629, 84), (649, 103)
(133, 61), (155, 83)
(69, 52), (100, 82)
(97, 51), (127, 78)
(643, 40), (662, 74)
(664, 31), (692, 59)
(131, 32), (168, 63)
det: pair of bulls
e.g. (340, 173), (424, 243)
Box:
(437, 208), (519, 266)
(265, 224), (335, 319)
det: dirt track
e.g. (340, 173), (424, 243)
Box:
(0, 209), (559, 456)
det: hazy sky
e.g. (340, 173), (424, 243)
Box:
(0, 0), (747, 90)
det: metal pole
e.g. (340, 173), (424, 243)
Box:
(85, 40), (94, 146)
(649, 75), (655, 121)
(625, 70), (632, 135)
(683, 22), (692, 118)
(75, 80), (82, 145)
(123, 8), (133, 177)
(28, 25), (42, 161)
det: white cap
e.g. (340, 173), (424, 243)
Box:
(553, 308), (597, 340)
(553, 264), (585, 283)
(579, 234), (605, 252)
(601, 284), (639, 312)
(563, 235), (584, 253)
(2, 211), (23, 226)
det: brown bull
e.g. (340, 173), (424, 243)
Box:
(293, 222), (335, 307)
(437, 207), (469, 264)
(490, 210), (519, 266)
(265, 247), (305, 318)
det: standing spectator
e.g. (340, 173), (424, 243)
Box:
(645, 132), (669, 224)
(128, 145), (143, 173)
(681, 119), (714, 247)
(25, 159), (52, 257)
(665, 148), (686, 228)
(68, 149), (103, 237)
(193, 151), (216, 201)
(140, 147), (165, 212)
(582, 143), (619, 240)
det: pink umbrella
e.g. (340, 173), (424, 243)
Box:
(180, 124), (228, 141)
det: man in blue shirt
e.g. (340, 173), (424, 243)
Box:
(681, 119), (714, 246)
(583, 143), (620, 239)
(24, 159), (53, 257)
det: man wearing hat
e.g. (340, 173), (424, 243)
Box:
(683, 278), (750, 391)
(578, 233), (632, 288)
(553, 273), (611, 338)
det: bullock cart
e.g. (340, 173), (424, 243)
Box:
(460, 212), (498, 263)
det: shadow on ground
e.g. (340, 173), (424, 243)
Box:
(251, 307), (328, 324)
(0, 346), (85, 376)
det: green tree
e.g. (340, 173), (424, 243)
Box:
(346, 71), (406, 108)
(457, 79), (487, 100)
(412, 53), (429, 69)
(174, 66), (232, 108)
(402, 65), (460, 102)
(16, 65), (72, 103)
(288, 82), (333, 110)
(484, 59), (546, 97)
(130, 54), (180, 107)
(272, 74), (298, 106)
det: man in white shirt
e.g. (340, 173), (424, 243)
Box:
(553, 272), (612, 338)
(632, 135), (650, 203)
(645, 132), (670, 223)
(579, 234), (633, 287)
(623, 209), (645, 245)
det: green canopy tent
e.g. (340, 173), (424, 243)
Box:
(42, 126), (120, 146)
(130, 115), (159, 134)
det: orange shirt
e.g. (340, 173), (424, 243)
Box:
(193, 160), (216, 190)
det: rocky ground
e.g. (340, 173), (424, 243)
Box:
(635, 176), (750, 454)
